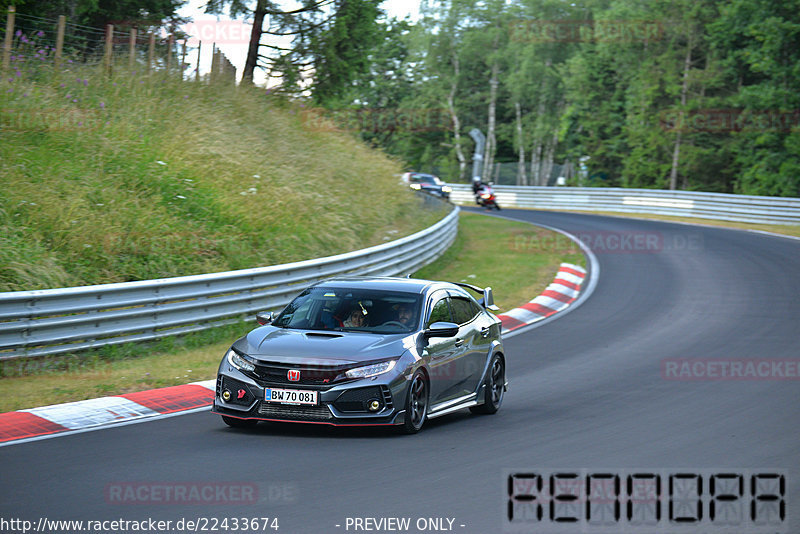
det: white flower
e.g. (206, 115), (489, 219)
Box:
(156, 160), (167, 166)
(253, 174), (260, 178)
(175, 195), (186, 199)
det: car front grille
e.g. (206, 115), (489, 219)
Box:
(258, 402), (333, 421)
(252, 362), (347, 386)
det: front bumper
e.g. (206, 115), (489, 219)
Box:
(212, 370), (406, 427)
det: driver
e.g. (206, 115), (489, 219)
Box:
(394, 303), (415, 327)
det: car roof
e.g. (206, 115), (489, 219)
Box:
(311, 276), (452, 295)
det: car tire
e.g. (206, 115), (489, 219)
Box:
(400, 371), (429, 434)
(221, 415), (258, 428)
(470, 354), (505, 415)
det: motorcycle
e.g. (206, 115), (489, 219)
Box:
(475, 183), (501, 210)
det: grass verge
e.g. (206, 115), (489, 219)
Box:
(0, 211), (583, 412)
(414, 212), (585, 312)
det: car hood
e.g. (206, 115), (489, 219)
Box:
(234, 326), (414, 365)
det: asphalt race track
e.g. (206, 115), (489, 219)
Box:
(1, 208), (798, 534)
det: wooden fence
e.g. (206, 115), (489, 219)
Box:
(1, 5), (236, 83)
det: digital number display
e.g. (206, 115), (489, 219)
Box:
(504, 469), (786, 533)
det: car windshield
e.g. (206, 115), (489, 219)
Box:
(273, 287), (422, 334)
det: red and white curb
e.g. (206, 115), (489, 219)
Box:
(0, 380), (215, 446)
(498, 263), (587, 333)
(0, 263), (587, 446)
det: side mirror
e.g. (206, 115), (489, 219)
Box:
(256, 311), (275, 325)
(482, 287), (500, 311)
(424, 321), (459, 338)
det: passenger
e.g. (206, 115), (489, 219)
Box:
(343, 306), (367, 328)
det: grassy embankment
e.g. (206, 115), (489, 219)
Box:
(0, 66), (446, 290)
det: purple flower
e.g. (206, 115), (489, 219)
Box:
(65, 93), (71, 98)
(22, 92), (28, 97)
(36, 31), (44, 37)
(99, 102), (105, 109)
(6, 88), (12, 93)
(15, 30), (21, 37)
(183, 95), (188, 99)
(20, 36), (28, 44)
(68, 59), (73, 64)
(72, 98), (78, 103)
(82, 79), (88, 86)
(59, 83), (65, 88)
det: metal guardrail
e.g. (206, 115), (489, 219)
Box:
(0, 204), (459, 360)
(451, 185), (800, 225)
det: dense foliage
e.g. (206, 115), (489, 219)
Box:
(297, 0), (799, 196)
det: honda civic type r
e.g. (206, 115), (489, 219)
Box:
(212, 276), (507, 434)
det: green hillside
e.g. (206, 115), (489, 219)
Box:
(0, 67), (447, 291)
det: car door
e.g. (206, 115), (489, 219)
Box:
(448, 293), (490, 396)
(423, 291), (464, 404)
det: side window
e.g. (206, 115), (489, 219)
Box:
(426, 295), (452, 327)
(450, 296), (480, 325)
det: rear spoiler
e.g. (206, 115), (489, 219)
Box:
(453, 282), (500, 312)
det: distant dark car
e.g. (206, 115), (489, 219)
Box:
(213, 276), (506, 434)
(401, 172), (452, 200)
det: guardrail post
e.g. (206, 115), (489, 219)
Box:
(195, 40), (201, 82)
(103, 24), (113, 76)
(165, 33), (173, 72)
(180, 40), (186, 79)
(147, 32), (155, 73)
(54, 15), (65, 70)
(128, 28), (136, 71)
(2, 5), (14, 74)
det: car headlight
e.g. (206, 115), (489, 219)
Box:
(345, 360), (397, 379)
(227, 349), (255, 372)
(441, 185), (452, 193)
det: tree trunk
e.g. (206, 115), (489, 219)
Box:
(530, 140), (542, 186)
(447, 52), (467, 181)
(242, 0), (267, 85)
(540, 130), (558, 186)
(482, 61), (499, 181)
(515, 102), (527, 185)
(669, 32), (693, 190)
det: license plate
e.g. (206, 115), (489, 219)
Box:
(264, 388), (318, 405)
